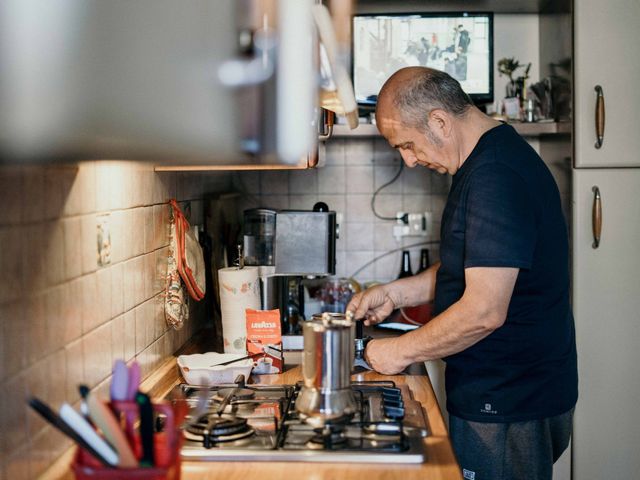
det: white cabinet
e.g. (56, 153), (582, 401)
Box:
(571, 169), (640, 479)
(573, 3), (640, 477)
(574, 0), (640, 167)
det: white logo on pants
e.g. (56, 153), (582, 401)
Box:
(463, 468), (476, 480)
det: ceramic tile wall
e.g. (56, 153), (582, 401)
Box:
(0, 162), (231, 479)
(234, 139), (451, 285)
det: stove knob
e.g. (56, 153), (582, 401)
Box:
(381, 387), (402, 396)
(382, 392), (403, 403)
(383, 405), (405, 420)
(382, 397), (404, 408)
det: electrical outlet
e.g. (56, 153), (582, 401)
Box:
(393, 211), (431, 239)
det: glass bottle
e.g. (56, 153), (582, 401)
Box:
(417, 248), (430, 273)
(397, 250), (413, 279)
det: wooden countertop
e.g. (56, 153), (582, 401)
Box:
(43, 330), (462, 480)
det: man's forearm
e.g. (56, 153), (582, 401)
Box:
(385, 262), (440, 308)
(364, 267), (517, 375)
(394, 294), (498, 363)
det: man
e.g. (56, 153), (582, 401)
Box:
(347, 67), (577, 480)
(455, 25), (471, 54)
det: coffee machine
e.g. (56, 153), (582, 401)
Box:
(243, 202), (338, 334)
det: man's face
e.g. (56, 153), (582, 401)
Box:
(377, 113), (450, 174)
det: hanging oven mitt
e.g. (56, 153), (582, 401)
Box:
(169, 200), (206, 301)
(165, 202), (189, 330)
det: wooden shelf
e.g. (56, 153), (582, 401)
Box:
(331, 121), (571, 139)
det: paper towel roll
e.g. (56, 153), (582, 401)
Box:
(218, 266), (261, 354)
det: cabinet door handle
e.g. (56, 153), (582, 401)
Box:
(594, 85), (605, 149)
(592, 186), (602, 249)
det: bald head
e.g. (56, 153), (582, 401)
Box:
(376, 67), (473, 132)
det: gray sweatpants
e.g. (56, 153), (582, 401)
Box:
(449, 409), (573, 480)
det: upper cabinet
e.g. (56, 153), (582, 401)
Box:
(574, 0), (640, 167)
(0, 0), (357, 168)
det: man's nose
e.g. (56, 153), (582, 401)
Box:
(399, 149), (418, 167)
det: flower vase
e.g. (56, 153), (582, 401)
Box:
(505, 80), (518, 98)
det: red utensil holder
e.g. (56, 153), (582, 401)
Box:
(72, 400), (182, 480)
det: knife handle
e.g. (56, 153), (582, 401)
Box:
(59, 403), (120, 467)
(110, 360), (129, 401)
(126, 361), (141, 401)
(29, 397), (116, 467)
(87, 393), (138, 467)
(135, 392), (156, 467)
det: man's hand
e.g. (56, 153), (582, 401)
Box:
(346, 285), (396, 326)
(364, 338), (407, 375)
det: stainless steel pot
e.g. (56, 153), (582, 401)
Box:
(295, 312), (356, 427)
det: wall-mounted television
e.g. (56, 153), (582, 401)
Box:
(352, 12), (494, 108)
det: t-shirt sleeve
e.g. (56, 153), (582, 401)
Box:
(464, 164), (537, 269)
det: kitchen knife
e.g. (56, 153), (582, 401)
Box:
(78, 384), (91, 420)
(87, 393), (138, 468)
(58, 402), (120, 467)
(110, 360), (129, 401)
(29, 397), (117, 467)
(135, 392), (155, 467)
(126, 361), (141, 401)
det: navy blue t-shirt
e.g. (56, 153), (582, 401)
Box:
(434, 123), (577, 423)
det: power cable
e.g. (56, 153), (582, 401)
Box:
(371, 160), (404, 221)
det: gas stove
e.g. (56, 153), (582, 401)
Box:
(171, 380), (428, 463)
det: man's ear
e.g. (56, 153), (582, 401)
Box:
(428, 109), (452, 138)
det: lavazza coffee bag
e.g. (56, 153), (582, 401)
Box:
(245, 309), (283, 374)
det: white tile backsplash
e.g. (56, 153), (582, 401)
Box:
(371, 193), (403, 220)
(1, 301), (26, 378)
(1, 162), (220, 476)
(259, 194), (290, 210)
(373, 138), (398, 165)
(260, 171), (289, 195)
(345, 251), (376, 281)
(374, 163), (404, 194)
(289, 169), (317, 195)
(0, 167), (23, 225)
(62, 217), (82, 280)
(23, 168), (46, 223)
(374, 222), (402, 252)
(375, 251), (402, 283)
(232, 139), (449, 284)
(343, 139), (375, 165)
(345, 194), (375, 224)
(318, 165), (346, 194)
(0, 227), (23, 303)
(345, 166), (374, 194)
(346, 223), (374, 252)
(288, 194), (319, 211)
(402, 166), (432, 194)
(323, 139), (346, 165)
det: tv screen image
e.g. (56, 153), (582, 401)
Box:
(353, 13), (493, 105)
